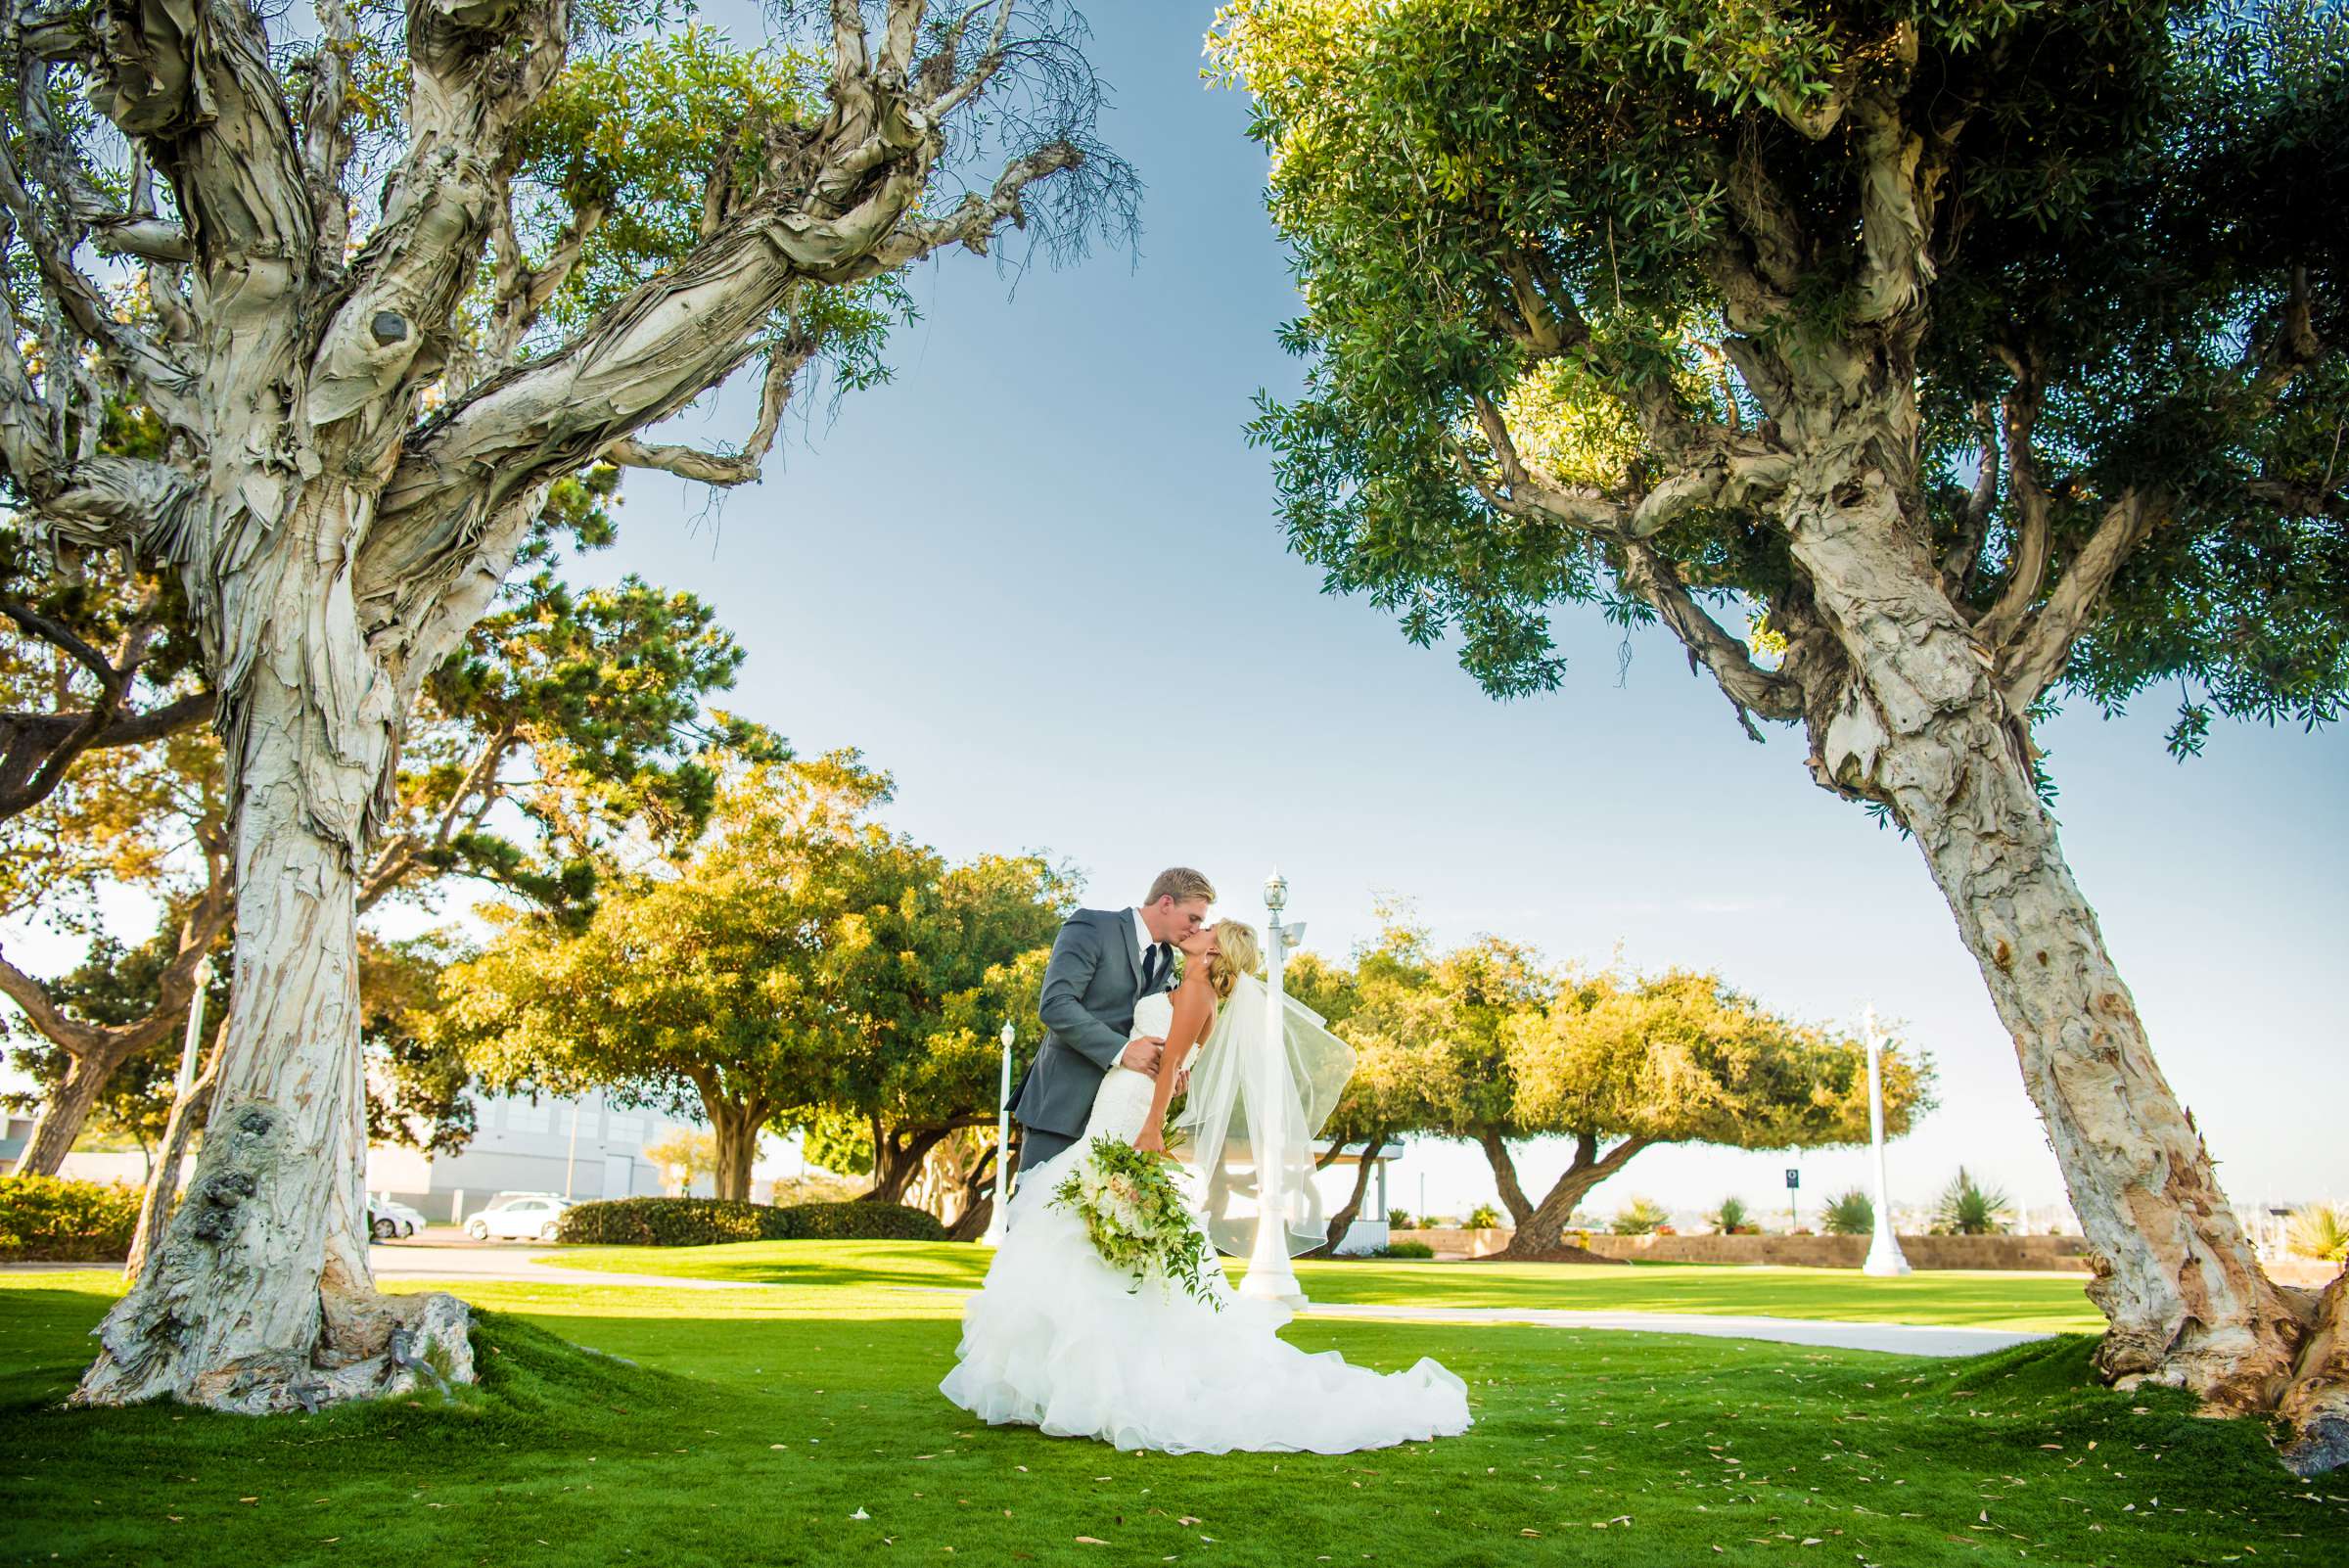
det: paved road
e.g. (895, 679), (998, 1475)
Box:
(358, 1243), (2050, 1358)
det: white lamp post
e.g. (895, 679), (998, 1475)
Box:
(982, 1020), (1017, 1246)
(1240, 869), (1308, 1308)
(170, 956), (214, 1099)
(1861, 1005), (1912, 1276)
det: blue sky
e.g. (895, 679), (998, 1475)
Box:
(9, 7), (2341, 1223)
(544, 6), (2345, 1220)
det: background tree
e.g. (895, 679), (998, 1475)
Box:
(1489, 968), (1925, 1260)
(640, 1128), (718, 1196)
(0, 729), (230, 1175)
(1215, 0), (2348, 1450)
(443, 756), (1067, 1202)
(4, 0), (1130, 1409)
(1281, 942), (1447, 1257)
(0, 463), (213, 825)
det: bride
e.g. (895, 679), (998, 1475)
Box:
(939, 919), (1472, 1454)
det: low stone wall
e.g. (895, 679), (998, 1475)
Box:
(1391, 1226), (1512, 1259)
(1392, 1227), (2099, 1270)
(1581, 1231), (2096, 1270)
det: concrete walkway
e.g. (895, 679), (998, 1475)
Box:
(12, 1245), (2051, 1359)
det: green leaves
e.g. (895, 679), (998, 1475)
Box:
(1220, 0), (2349, 750)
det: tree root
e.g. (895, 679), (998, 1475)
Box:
(71, 1099), (476, 1412)
(2279, 1273), (2349, 1477)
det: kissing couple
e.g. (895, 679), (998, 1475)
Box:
(939, 867), (1471, 1454)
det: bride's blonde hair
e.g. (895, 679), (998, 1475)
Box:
(1206, 919), (1260, 1000)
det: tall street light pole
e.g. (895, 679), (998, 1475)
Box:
(1240, 869), (1308, 1308)
(1862, 1005), (1912, 1277)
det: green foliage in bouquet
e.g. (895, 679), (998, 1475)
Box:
(1052, 1136), (1222, 1310)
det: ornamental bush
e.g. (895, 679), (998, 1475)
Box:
(1374, 1240), (1436, 1259)
(554, 1197), (945, 1247)
(1822, 1188), (1876, 1237)
(0, 1176), (142, 1262)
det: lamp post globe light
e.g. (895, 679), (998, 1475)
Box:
(1240, 869), (1308, 1308)
(983, 1020), (1018, 1247)
(1861, 1005), (1913, 1277)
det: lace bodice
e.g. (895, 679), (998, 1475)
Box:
(1079, 992), (1174, 1146)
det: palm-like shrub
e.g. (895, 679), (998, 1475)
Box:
(1708, 1196), (1752, 1234)
(1386, 1207), (1413, 1228)
(1611, 1197), (1670, 1235)
(2286, 1203), (2349, 1263)
(1935, 1168), (2012, 1236)
(1466, 1202), (1502, 1229)
(1821, 1188), (1876, 1237)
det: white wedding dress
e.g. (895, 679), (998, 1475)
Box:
(939, 992), (1471, 1453)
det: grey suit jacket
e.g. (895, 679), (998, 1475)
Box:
(1011, 906), (1174, 1139)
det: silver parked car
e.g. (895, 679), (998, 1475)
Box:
(465, 1194), (572, 1242)
(368, 1196), (427, 1240)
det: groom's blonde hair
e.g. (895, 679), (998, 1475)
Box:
(1145, 866), (1216, 906)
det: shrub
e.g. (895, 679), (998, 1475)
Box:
(1610, 1196), (1669, 1235)
(1934, 1167), (2012, 1236)
(0, 1175), (141, 1262)
(1385, 1207), (1413, 1228)
(1821, 1188), (1875, 1236)
(1708, 1196), (1751, 1235)
(1374, 1240), (1435, 1259)
(2286, 1202), (2349, 1263)
(1465, 1202), (1501, 1229)
(555, 1196), (946, 1247)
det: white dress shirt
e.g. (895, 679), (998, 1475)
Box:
(1129, 907), (1161, 988)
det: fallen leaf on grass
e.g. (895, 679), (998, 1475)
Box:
(852, 1508), (870, 1521)
(1075, 1537), (1111, 1545)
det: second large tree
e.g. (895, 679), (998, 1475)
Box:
(1216, 0), (2348, 1465)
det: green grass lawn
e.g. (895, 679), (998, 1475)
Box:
(2, 1257), (2336, 1568)
(538, 1240), (2108, 1334)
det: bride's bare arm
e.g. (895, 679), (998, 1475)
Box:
(1133, 977), (1215, 1154)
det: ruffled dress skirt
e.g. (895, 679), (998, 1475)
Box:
(939, 1146), (1471, 1454)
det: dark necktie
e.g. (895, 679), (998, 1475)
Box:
(1140, 943), (1165, 993)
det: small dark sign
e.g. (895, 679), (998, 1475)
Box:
(1784, 1168), (1801, 1189)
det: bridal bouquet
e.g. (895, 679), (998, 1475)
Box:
(1051, 1137), (1222, 1310)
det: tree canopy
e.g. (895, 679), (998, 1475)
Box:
(1289, 911), (1926, 1260)
(439, 752), (1070, 1200)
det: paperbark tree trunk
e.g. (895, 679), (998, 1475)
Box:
(13, 1050), (118, 1176)
(1495, 1131), (1651, 1261)
(1788, 472), (2308, 1413)
(74, 495), (474, 1411)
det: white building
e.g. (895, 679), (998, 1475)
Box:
(367, 1089), (698, 1222)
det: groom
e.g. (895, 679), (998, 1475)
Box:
(1012, 866), (1215, 1175)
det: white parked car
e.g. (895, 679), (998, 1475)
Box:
(465, 1194), (572, 1241)
(368, 1196), (427, 1240)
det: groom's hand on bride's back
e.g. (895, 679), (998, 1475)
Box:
(1121, 1037), (1165, 1076)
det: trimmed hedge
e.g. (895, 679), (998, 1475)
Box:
(554, 1196), (946, 1247)
(0, 1174), (141, 1262)
(1373, 1240), (1437, 1259)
